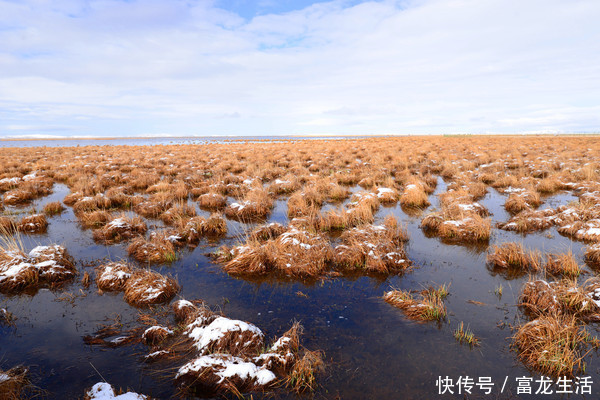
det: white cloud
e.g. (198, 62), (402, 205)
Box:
(0, 0), (599, 137)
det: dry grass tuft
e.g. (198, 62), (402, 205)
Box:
(249, 223), (286, 242)
(498, 208), (557, 233)
(43, 201), (65, 216)
(585, 244), (600, 267)
(0, 366), (31, 399)
(284, 350), (324, 393)
(160, 203), (196, 225)
(17, 214), (48, 234)
(127, 233), (177, 264)
(505, 189), (542, 214)
(333, 216), (410, 274)
(0, 241), (75, 293)
(400, 179), (430, 208)
(198, 192), (227, 210)
(223, 227), (331, 278)
(384, 285), (448, 322)
(78, 210), (112, 229)
(142, 325), (173, 345)
(95, 262), (133, 291)
(487, 242), (542, 278)
(92, 215), (147, 243)
(512, 313), (590, 377)
(225, 188), (273, 221)
(123, 269), (179, 307)
(544, 251), (581, 278)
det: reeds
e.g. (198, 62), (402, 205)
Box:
(453, 322), (480, 347)
(487, 242), (541, 278)
(284, 350), (324, 393)
(512, 313), (589, 377)
(43, 201), (65, 216)
(544, 251), (581, 278)
(383, 285), (448, 322)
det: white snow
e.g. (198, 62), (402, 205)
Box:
(186, 316), (263, 352)
(86, 382), (147, 399)
(176, 354), (276, 386)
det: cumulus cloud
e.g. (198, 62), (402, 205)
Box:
(0, 0), (599, 137)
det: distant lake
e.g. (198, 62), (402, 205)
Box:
(0, 135), (376, 148)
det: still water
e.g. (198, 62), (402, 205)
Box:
(0, 161), (596, 399)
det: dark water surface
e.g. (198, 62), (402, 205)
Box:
(1, 178), (597, 399)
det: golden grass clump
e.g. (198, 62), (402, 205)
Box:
(585, 244), (600, 267)
(505, 189), (542, 214)
(95, 262), (133, 291)
(200, 213), (227, 236)
(198, 192), (227, 210)
(498, 208), (557, 233)
(142, 325), (174, 345)
(400, 179), (430, 208)
(269, 175), (300, 195)
(486, 242), (541, 278)
(333, 216), (410, 274)
(78, 210), (112, 228)
(17, 214), (48, 234)
(519, 277), (600, 318)
(92, 215), (147, 243)
(160, 203), (197, 225)
(175, 354), (276, 396)
(383, 285), (448, 322)
(557, 219), (600, 242)
(0, 217), (17, 233)
(43, 201), (65, 216)
(123, 269), (179, 307)
(284, 350), (324, 393)
(422, 209), (491, 242)
(225, 188), (273, 221)
(512, 313), (590, 377)
(255, 322), (302, 371)
(544, 251), (581, 278)
(374, 187), (399, 204)
(0, 242), (76, 293)
(0, 366), (32, 399)
(172, 299), (201, 322)
(72, 195), (111, 214)
(127, 232), (178, 264)
(453, 322), (480, 347)
(180, 214), (227, 243)
(249, 222), (286, 242)
(133, 199), (173, 219)
(223, 227), (332, 279)
(287, 191), (323, 218)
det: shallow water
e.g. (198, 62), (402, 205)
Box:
(0, 136), (369, 148)
(1, 181), (599, 399)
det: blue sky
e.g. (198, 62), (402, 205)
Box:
(0, 0), (599, 138)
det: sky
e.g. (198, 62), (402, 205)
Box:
(0, 0), (599, 138)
